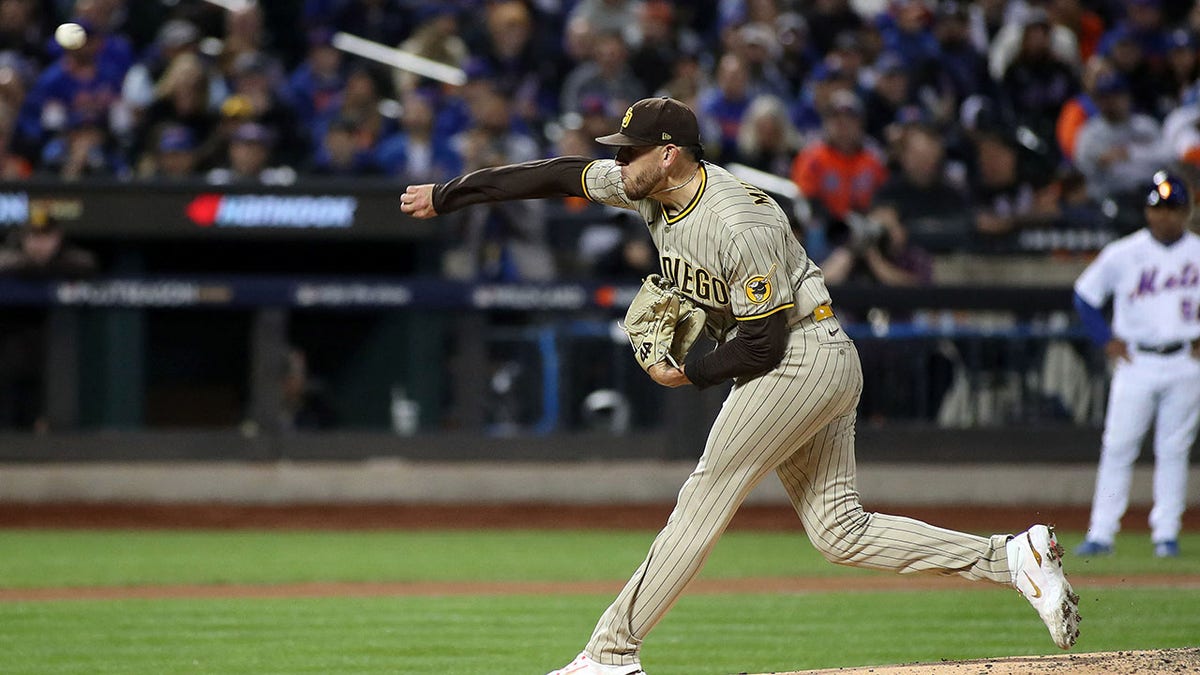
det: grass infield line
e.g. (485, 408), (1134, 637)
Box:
(2, 573), (1198, 602)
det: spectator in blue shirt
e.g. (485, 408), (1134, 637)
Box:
(308, 116), (383, 176)
(287, 26), (346, 130)
(44, 15), (134, 79)
(16, 31), (124, 158)
(697, 52), (754, 160)
(876, 0), (941, 70)
(791, 57), (857, 138)
(309, 65), (394, 165)
(429, 57), (494, 143)
(376, 91), (463, 183)
(1097, 0), (1170, 65)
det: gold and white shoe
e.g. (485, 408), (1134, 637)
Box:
(1008, 525), (1081, 649)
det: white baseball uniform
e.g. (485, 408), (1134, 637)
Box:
(1074, 228), (1200, 545)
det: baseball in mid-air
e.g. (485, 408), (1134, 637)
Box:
(54, 22), (87, 50)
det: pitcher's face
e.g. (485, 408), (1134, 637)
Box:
(614, 145), (667, 201)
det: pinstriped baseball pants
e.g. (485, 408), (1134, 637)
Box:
(587, 318), (1014, 666)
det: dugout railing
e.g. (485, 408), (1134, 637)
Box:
(0, 276), (1128, 464)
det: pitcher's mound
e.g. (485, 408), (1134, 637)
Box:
(773, 648), (1200, 674)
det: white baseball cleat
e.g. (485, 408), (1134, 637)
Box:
(545, 651), (645, 675)
(1008, 525), (1081, 649)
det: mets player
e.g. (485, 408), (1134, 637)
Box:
(400, 97), (1080, 674)
(1073, 171), (1200, 559)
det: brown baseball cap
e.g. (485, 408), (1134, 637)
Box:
(596, 97), (701, 147)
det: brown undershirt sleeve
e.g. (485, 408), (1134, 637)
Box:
(430, 156), (593, 214)
(685, 311), (790, 389)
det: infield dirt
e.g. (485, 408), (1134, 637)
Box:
(782, 648), (1200, 674)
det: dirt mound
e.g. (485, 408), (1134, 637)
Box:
(779, 648), (1200, 674)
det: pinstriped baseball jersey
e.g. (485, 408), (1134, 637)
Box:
(581, 159), (831, 341)
(573, 156), (1024, 670)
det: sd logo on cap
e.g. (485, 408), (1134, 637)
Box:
(597, 97), (701, 147)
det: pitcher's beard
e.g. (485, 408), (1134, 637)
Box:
(623, 165), (666, 201)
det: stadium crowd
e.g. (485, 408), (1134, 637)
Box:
(2, 0), (1200, 273)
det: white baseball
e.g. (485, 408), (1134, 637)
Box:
(55, 22), (87, 50)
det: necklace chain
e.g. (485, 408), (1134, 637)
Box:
(653, 166), (700, 195)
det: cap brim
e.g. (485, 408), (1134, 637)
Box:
(595, 132), (654, 146)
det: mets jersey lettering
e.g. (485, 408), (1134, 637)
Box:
(1128, 263), (1200, 301)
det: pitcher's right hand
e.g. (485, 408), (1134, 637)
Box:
(400, 184), (437, 218)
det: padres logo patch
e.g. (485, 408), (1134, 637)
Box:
(745, 275), (772, 304)
(621, 106), (633, 129)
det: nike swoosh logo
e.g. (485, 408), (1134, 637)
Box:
(828, 327), (840, 336)
(1024, 572), (1043, 598)
(1027, 532), (1042, 566)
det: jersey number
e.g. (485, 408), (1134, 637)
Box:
(1184, 298), (1200, 322)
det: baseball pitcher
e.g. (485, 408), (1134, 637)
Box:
(400, 97), (1080, 675)
(1073, 171), (1200, 559)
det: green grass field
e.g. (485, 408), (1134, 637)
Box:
(1, 529), (1197, 674)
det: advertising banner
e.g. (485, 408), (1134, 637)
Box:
(0, 179), (437, 241)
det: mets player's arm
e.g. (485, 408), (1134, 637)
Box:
(1074, 292), (1127, 361)
(1073, 245), (1128, 361)
(400, 157), (592, 218)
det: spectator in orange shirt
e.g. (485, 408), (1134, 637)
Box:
(1056, 56), (1111, 163)
(789, 89), (888, 261)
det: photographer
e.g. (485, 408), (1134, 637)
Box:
(820, 205), (932, 287)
